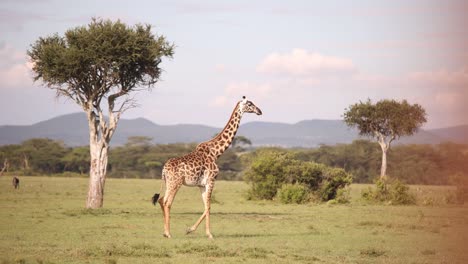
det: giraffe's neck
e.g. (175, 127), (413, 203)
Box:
(209, 103), (242, 158)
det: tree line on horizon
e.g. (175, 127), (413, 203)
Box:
(1, 137), (466, 185)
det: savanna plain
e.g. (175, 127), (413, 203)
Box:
(1, 176), (467, 264)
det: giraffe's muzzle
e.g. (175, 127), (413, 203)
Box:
(255, 107), (262, 115)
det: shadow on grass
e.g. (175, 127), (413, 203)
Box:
(175, 211), (289, 216)
(216, 233), (278, 238)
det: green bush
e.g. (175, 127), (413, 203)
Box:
(244, 149), (352, 202)
(388, 180), (415, 205)
(246, 174), (281, 200)
(244, 150), (292, 200)
(362, 178), (415, 205)
(331, 187), (351, 204)
(277, 184), (309, 204)
(319, 168), (353, 201)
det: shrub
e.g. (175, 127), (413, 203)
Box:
(361, 178), (415, 205)
(244, 150), (292, 200)
(246, 174), (280, 200)
(290, 162), (325, 190)
(277, 184), (309, 204)
(388, 179), (415, 205)
(318, 168), (353, 201)
(244, 149), (352, 202)
(331, 187), (351, 204)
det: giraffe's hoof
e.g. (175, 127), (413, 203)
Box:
(186, 227), (195, 235)
(163, 233), (172, 238)
(207, 233), (214, 239)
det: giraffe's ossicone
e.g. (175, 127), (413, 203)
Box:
(152, 96), (262, 239)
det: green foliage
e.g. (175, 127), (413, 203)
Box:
(294, 140), (381, 183)
(217, 149), (243, 174)
(243, 150), (291, 200)
(343, 99), (427, 139)
(232, 136), (252, 151)
(362, 179), (416, 205)
(9, 138), (69, 174)
(333, 187), (351, 204)
(2, 137), (467, 185)
(28, 18), (174, 101)
(62, 146), (90, 174)
(108, 142), (197, 178)
(277, 184), (309, 204)
(290, 141), (468, 185)
(344, 99), (427, 178)
(388, 180), (416, 205)
(244, 149), (352, 202)
(319, 168), (353, 201)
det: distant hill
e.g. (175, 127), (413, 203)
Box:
(0, 113), (466, 147)
(0, 113), (218, 147)
(428, 125), (468, 144)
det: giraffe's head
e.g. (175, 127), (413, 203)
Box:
(239, 96), (262, 115)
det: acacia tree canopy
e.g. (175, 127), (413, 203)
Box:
(28, 18), (174, 208)
(28, 18), (174, 110)
(343, 99), (427, 139)
(343, 99), (427, 178)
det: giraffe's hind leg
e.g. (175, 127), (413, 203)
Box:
(161, 187), (180, 238)
(157, 195), (166, 235)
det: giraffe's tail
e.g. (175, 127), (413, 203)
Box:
(151, 193), (160, 206)
(152, 170), (166, 206)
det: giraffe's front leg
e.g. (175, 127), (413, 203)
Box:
(186, 183), (214, 239)
(204, 183), (214, 239)
(186, 186), (208, 235)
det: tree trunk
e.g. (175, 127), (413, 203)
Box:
(380, 147), (387, 179)
(83, 93), (123, 208)
(86, 144), (109, 208)
(378, 137), (389, 179)
(85, 109), (111, 209)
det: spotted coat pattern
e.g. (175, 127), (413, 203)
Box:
(156, 98), (262, 238)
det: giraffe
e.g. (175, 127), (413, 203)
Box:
(152, 96), (262, 238)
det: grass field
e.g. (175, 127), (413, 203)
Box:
(1, 176), (467, 263)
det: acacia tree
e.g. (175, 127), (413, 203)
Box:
(28, 18), (174, 208)
(343, 99), (426, 179)
(232, 136), (252, 151)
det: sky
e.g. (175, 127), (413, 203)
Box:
(1, 0), (467, 129)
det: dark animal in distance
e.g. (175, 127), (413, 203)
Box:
(12, 176), (19, 189)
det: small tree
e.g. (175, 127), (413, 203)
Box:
(232, 136), (252, 151)
(28, 18), (174, 208)
(343, 99), (426, 179)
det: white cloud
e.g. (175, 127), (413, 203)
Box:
(403, 66), (468, 127)
(0, 43), (33, 89)
(256, 49), (356, 77)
